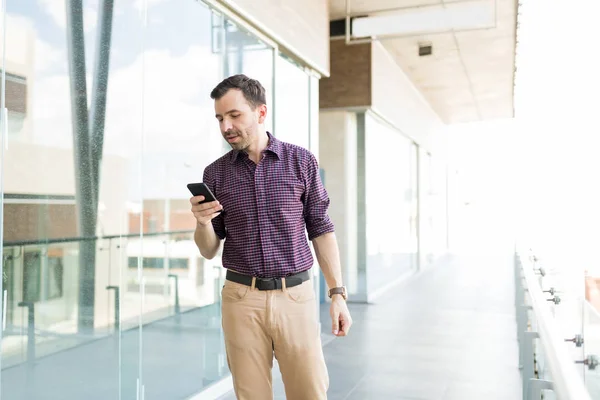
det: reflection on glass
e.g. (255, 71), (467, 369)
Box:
(419, 149), (434, 267)
(364, 114), (418, 293)
(221, 17), (274, 134)
(274, 53), (310, 148)
(0, 0), (274, 399)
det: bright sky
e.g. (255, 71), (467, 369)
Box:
(447, 0), (600, 271)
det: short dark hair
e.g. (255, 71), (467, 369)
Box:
(210, 74), (266, 109)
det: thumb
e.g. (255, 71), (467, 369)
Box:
(332, 312), (340, 335)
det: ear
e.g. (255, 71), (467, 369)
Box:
(257, 104), (268, 124)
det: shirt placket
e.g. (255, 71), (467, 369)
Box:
(252, 157), (268, 277)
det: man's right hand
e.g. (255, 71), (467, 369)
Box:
(190, 196), (223, 226)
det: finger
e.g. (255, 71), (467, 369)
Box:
(209, 203), (224, 214)
(191, 200), (220, 212)
(195, 211), (222, 226)
(337, 317), (346, 336)
(206, 211), (222, 222)
(338, 314), (351, 336)
(190, 195), (205, 204)
(341, 316), (352, 335)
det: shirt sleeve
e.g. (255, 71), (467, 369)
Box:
(203, 166), (226, 240)
(302, 152), (335, 240)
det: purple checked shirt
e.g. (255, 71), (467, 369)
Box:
(202, 132), (335, 278)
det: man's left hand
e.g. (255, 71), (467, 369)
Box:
(330, 296), (352, 337)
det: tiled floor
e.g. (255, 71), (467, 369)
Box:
(220, 253), (522, 400)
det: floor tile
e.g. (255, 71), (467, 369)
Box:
(220, 254), (522, 400)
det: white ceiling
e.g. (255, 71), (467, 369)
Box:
(329, 0), (518, 124)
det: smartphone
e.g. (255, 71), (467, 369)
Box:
(187, 182), (218, 204)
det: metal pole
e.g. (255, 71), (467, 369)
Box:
(66, 0), (97, 333)
(106, 286), (120, 331)
(18, 302), (35, 364)
(168, 274), (180, 314)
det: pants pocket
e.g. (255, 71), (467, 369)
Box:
(284, 280), (315, 303)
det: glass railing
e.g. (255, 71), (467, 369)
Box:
(583, 297), (600, 397)
(1, 230), (229, 399)
(515, 246), (593, 400)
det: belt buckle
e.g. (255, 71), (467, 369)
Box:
(256, 277), (280, 291)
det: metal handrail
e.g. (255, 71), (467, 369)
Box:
(2, 229), (195, 247)
(519, 252), (592, 400)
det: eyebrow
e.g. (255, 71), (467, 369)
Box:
(215, 109), (242, 118)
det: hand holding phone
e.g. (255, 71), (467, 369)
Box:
(187, 183), (223, 226)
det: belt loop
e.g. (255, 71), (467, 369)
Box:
(282, 277), (287, 292)
(251, 277), (256, 290)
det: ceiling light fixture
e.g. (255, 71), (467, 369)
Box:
(346, 0), (497, 45)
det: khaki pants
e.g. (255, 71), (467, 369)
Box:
(221, 277), (329, 400)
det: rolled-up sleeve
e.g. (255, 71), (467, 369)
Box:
(202, 166), (226, 240)
(302, 152), (335, 240)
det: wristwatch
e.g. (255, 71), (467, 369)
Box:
(328, 286), (347, 300)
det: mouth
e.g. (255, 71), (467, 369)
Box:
(226, 135), (239, 143)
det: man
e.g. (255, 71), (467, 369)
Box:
(189, 74), (352, 400)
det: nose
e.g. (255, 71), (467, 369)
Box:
(221, 119), (233, 132)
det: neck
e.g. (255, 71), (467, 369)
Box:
(245, 129), (269, 164)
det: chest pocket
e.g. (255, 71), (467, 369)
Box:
(267, 174), (304, 214)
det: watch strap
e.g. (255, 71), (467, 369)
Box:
(328, 286), (346, 299)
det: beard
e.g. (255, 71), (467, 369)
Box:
(224, 128), (252, 151)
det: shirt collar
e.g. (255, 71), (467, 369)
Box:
(230, 131), (282, 163)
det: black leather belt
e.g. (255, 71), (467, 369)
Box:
(226, 270), (310, 291)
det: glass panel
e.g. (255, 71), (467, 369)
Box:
(409, 142), (419, 270)
(222, 17), (274, 134)
(274, 53), (310, 148)
(273, 53), (320, 308)
(418, 149), (434, 268)
(1, 1), (144, 398)
(308, 74), (324, 311)
(138, 1), (234, 397)
(364, 113), (417, 294)
(430, 157), (448, 257)
(1, 1), (287, 398)
(0, 0), (5, 388)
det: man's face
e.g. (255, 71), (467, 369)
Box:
(214, 89), (266, 151)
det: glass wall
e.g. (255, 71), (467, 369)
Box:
(0, 1), (301, 399)
(430, 155), (449, 257)
(418, 148), (434, 268)
(364, 113), (418, 294)
(274, 53), (310, 148)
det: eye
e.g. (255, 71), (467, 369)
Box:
(216, 117), (223, 122)
(231, 114), (240, 119)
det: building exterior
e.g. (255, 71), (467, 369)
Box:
(0, 0), (517, 398)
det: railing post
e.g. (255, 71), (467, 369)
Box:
(528, 378), (553, 400)
(18, 301), (35, 365)
(105, 286), (120, 331)
(167, 274), (180, 314)
(213, 265), (223, 305)
(515, 253), (522, 307)
(518, 305), (532, 368)
(523, 331), (539, 400)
